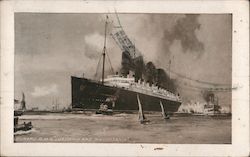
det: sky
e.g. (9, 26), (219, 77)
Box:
(14, 13), (232, 110)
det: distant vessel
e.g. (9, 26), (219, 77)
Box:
(203, 95), (221, 115)
(71, 15), (182, 114)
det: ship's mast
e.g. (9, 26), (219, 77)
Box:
(102, 16), (108, 84)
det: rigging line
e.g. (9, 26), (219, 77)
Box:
(177, 82), (206, 91)
(179, 85), (233, 93)
(178, 80), (215, 89)
(169, 69), (231, 86)
(177, 81), (234, 92)
(177, 79), (226, 88)
(178, 85), (204, 92)
(177, 79), (236, 92)
(94, 55), (102, 78)
(105, 50), (115, 73)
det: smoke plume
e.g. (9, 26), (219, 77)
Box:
(161, 14), (204, 55)
(120, 52), (177, 92)
(202, 90), (215, 102)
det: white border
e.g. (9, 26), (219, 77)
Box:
(1, 0), (249, 156)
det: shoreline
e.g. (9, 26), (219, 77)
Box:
(21, 110), (232, 117)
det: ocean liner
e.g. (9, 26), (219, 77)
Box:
(71, 15), (182, 114)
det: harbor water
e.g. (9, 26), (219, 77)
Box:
(14, 112), (231, 144)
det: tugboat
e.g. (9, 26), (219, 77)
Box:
(95, 98), (114, 115)
(203, 94), (221, 115)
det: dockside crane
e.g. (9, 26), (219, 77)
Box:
(110, 13), (142, 59)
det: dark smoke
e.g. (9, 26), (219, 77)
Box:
(120, 51), (144, 80)
(202, 90), (221, 111)
(145, 62), (157, 84)
(155, 68), (176, 92)
(121, 51), (176, 93)
(120, 15), (205, 93)
(202, 90), (215, 102)
(162, 14), (204, 54)
(121, 51), (134, 75)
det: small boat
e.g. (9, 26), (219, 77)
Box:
(137, 94), (150, 124)
(14, 122), (33, 132)
(14, 110), (24, 116)
(160, 101), (170, 119)
(14, 117), (33, 133)
(95, 103), (113, 115)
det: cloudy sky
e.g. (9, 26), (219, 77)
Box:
(15, 13), (232, 110)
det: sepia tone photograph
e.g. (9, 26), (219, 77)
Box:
(13, 13), (233, 144)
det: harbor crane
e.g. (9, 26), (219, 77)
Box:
(110, 13), (142, 59)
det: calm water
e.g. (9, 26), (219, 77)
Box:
(14, 113), (231, 144)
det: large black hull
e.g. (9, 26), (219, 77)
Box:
(71, 76), (181, 113)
